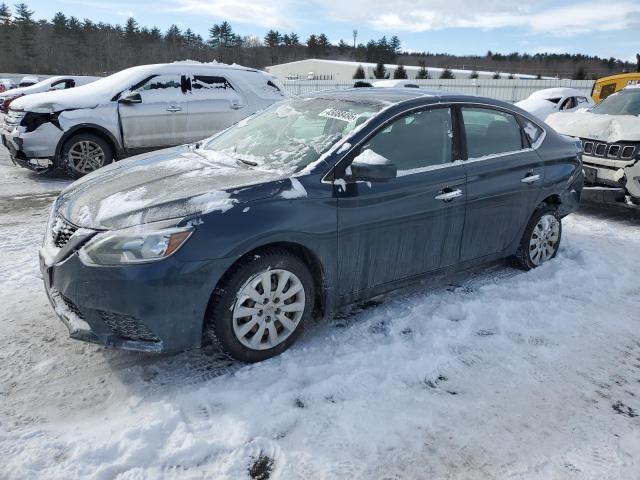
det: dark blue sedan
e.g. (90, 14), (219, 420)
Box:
(40, 89), (584, 362)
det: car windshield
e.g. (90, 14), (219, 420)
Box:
(590, 90), (640, 116)
(200, 97), (385, 173)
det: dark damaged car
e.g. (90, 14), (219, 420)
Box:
(1, 62), (284, 178)
(40, 89), (584, 362)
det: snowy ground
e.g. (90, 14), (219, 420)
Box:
(1, 147), (639, 480)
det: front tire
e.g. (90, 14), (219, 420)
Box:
(512, 205), (562, 270)
(204, 249), (315, 363)
(61, 133), (113, 178)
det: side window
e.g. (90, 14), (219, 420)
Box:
(357, 108), (453, 174)
(462, 107), (524, 159)
(135, 74), (185, 100)
(560, 97), (577, 110)
(600, 83), (616, 100)
(190, 75), (236, 95)
(520, 117), (544, 146)
(576, 96), (589, 105)
(50, 80), (73, 90)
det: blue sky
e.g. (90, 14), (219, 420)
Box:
(22, 0), (640, 61)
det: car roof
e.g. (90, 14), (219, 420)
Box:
(303, 87), (513, 110)
(528, 87), (588, 99)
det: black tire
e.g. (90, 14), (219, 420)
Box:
(204, 249), (316, 363)
(61, 133), (113, 179)
(512, 205), (562, 271)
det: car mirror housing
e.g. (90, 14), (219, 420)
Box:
(118, 92), (142, 104)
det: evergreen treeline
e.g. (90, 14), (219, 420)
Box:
(0, 2), (635, 80)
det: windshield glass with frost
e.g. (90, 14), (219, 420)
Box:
(201, 97), (385, 173)
(590, 90), (640, 116)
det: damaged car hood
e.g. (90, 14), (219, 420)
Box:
(56, 145), (289, 230)
(546, 111), (640, 142)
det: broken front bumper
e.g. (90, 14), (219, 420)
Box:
(1, 122), (59, 171)
(582, 155), (640, 200)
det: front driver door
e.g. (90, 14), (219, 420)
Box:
(336, 106), (467, 296)
(118, 74), (190, 149)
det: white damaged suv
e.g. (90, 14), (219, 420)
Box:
(1, 62), (285, 177)
(546, 85), (640, 205)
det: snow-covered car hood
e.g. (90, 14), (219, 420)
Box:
(546, 111), (640, 142)
(10, 85), (105, 112)
(56, 145), (289, 230)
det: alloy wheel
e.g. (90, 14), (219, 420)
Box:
(68, 140), (106, 173)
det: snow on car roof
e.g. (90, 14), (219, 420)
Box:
(527, 87), (588, 99)
(10, 62), (267, 113)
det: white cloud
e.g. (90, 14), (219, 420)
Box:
(314, 0), (639, 37)
(167, 0), (298, 29)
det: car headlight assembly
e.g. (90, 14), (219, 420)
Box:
(79, 225), (193, 266)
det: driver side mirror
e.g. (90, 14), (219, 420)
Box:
(118, 91), (142, 104)
(349, 149), (397, 182)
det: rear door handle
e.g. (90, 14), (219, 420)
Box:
(166, 106), (182, 112)
(435, 188), (463, 201)
(521, 174), (541, 184)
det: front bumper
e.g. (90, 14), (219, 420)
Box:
(39, 247), (233, 353)
(1, 122), (60, 171)
(582, 154), (640, 199)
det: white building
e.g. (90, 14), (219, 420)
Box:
(266, 59), (549, 81)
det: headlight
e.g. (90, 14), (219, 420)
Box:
(79, 224), (193, 266)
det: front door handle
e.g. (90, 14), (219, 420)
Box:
(521, 174), (541, 184)
(166, 106), (182, 112)
(230, 103), (245, 110)
(435, 188), (463, 201)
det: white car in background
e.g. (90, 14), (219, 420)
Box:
(18, 75), (39, 87)
(515, 88), (594, 120)
(0, 75), (100, 113)
(546, 85), (640, 205)
(0, 78), (16, 93)
(1, 62), (285, 177)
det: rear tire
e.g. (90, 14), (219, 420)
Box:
(61, 133), (113, 179)
(204, 249), (315, 363)
(512, 205), (562, 271)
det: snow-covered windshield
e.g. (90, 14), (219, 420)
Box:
(201, 97), (384, 173)
(590, 90), (640, 116)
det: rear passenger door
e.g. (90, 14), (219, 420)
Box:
(119, 74), (190, 148)
(459, 106), (544, 262)
(184, 74), (245, 143)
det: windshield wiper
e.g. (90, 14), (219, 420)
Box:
(236, 158), (258, 167)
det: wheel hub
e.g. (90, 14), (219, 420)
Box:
(529, 213), (560, 266)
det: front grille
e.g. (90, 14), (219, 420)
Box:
(582, 139), (638, 160)
(98, 310), (161, 343)
(51, 214), (78, 248)
(59, 294), (84, 319)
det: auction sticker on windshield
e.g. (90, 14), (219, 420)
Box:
(319, 108), (359, 122)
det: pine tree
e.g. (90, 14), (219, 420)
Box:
(393, 64), (407, 79)
(439, 67), (455, 79)
(264, 29), (281, 48)
(373, 61), (386, 79)
(14, 3), (36, 66)
(492, 71), (501, 79)
(572, 66), (587, 80)
(416, 61), (430, 79)
(353, 64), (365, 79)
(469, 70), (479, 79)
